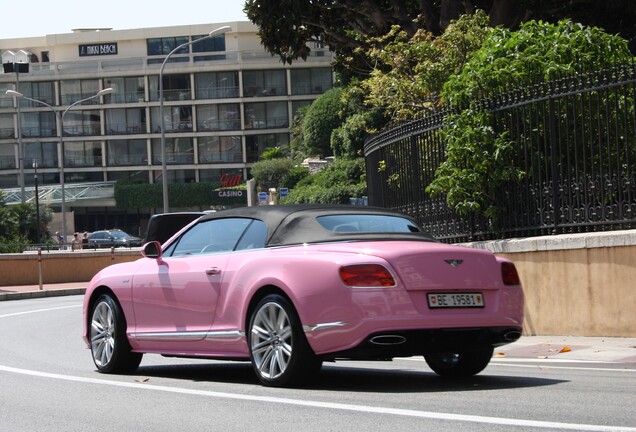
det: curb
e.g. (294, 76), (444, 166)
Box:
(0, 288), (86, 302)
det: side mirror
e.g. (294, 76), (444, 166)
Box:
(142, 241), (163, 260)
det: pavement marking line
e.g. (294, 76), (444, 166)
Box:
(489, 363), (636, 373)
(0, 304), (81, 319)
(1, 365), (635, 432)
(402, 357), (636, 372)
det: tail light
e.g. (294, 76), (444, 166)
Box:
(501, 262), (521, 285)
(339, 264), (396, 287)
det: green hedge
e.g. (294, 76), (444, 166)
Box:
(115, 182), (246, 209)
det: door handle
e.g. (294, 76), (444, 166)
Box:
(206, 267), (221, 275)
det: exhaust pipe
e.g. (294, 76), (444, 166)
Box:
(503, 330), (522, 342)
(370, 335), (407, 346)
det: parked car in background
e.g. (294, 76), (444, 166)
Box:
(82, 205), (524, 387)
(143, 212), (206, 244)
(87, 229), (143, 248)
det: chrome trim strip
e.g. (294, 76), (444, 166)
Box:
(131, 330), (243, 341)
(130, 331), (207, 340)
(303, 321), (348, 333)
(205, 330), (243, 340)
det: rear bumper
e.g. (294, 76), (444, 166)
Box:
(319, 326), (522, 361)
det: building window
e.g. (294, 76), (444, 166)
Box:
(244, 101), (288, 129)
(290, 68), (333, 95)
(0, 114), (14, 138)
(198, 136), (242, 163)
(146, 36), (190, 56)
(63, 110), (101, 136)
(24, 142), (58, 168)
(153, 169), (196, 184)
(105, 108), (147, 134)
(192, 34), (226, 52)
(65, 171), (104, 184)
(107, 170), (149, 183)
(149, 74), (191, 102)
(151, 106), (193, 132)
(195, 71), (239, 99)
(107, 139), (148, 166)
(152, 137), (194, 165)
(196, 104), (240, 131)
(291, 100), (312, 118)
(243, 70), (287, 97)
(22, 112), (56, 137)
(20, 81), (55, 107)
(60, 79), (100, 105)
(104, 77), (145, 103)
(65, 141), (102, 167)
(245, 133), (290, 163)
(0, 143), (15, 169)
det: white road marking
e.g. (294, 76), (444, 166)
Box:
(0, 304), (81, 319)
(0, 364), (634, 432)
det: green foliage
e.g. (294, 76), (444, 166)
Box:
(301, 88), (346, 158)
(114, 182), (246, 209)
(280, 165), (310, 190)
(360, 11), (491, 121)
(426, 109), (523, 219)
(442, 19), (633, 106)
(428, 18), (633, 225)
(331, 109), (385, 158)
(284, 158), (366, 204)
(260, 146), (290, 160)
(0, 195), (51, 249)
(249, 158), (296, 191)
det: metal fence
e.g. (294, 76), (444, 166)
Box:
(364, 64), (636, 242)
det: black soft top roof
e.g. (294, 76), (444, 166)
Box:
(199, 205), (435, 246)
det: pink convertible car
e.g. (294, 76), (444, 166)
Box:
(82, 205), (524, 387)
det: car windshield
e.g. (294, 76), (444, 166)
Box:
(316, 215), (421, 233)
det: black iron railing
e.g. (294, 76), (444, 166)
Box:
(364, 64), (636, 242)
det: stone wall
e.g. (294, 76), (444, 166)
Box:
(465, 230), (636, 337)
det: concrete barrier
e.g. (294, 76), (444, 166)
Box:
(0, 248), (141, 285)
(465, 230), (636, 338)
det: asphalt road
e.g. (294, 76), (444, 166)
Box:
(1, 296), (635, 432)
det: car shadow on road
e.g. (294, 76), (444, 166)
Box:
(134, 361), (566, 393)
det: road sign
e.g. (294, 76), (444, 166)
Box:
(279, 187), (288, 198)
(258, 191), (268, 203)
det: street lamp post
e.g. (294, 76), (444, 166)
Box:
(6, 88), (113, 243)
(32, 159), (40, 243)
(159, 25), (231, 213)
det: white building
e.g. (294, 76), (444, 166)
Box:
(0, 22), (333, 237)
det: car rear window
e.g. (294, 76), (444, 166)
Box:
(316, 215), (421, 233)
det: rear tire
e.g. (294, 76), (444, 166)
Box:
(90, 294), (142, 374)
(424, 348), (494, 377)
(248, 294), (322, 387)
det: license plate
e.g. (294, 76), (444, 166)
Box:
(427, 293), (484, 308)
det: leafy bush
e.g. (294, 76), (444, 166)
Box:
(284, 158), (367, 204)
(301, 88), (346, 157)
(429, 18), (633, 224)
(249, 158), (295, 191)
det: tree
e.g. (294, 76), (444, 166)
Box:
(359, 10), (491, 121)
(427, 19), (633, 221)
(244, 0), (636, 74)
(301, 87), (346, 158)
(249, 158), (296, 191)
(0, 191), (52, 249)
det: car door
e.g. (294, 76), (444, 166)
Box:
(129, 218), (253, 349)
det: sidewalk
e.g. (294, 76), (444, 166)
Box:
(0, 281), (88, 301)
(1, 282), (635, 363)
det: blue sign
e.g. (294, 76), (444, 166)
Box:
(258, 192), (268, 203)
(279, 188), (289, 198)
